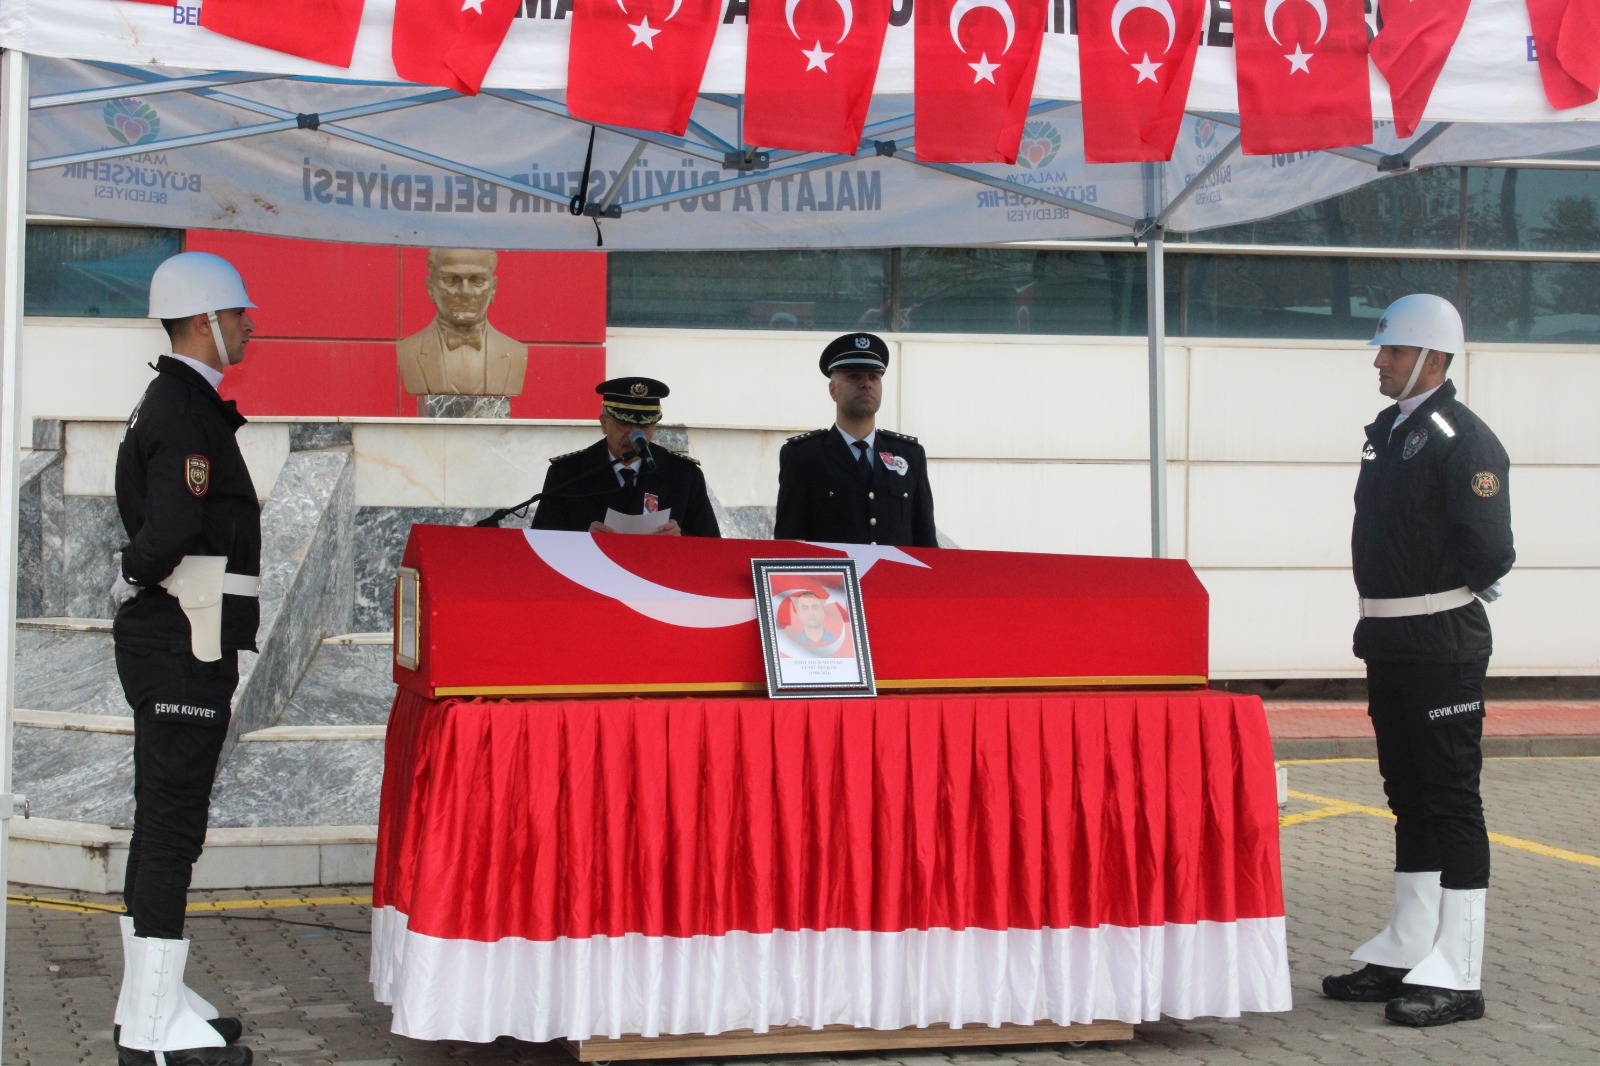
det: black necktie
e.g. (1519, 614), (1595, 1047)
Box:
(620, 467), (636, 491)
(853, 440), (873, 482)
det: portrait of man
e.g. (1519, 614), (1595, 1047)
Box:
(397, 248), (528, 397)
(774, 580), (853, 660)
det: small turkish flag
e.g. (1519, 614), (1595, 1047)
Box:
(744, 0), (892, 153)
(392, 0), (520, 95)
(1077, 0), (1206, 162)
(201, 0), (366, 68)
(118, 0), (174, 6)
(1526, 0), (1600, 109)
(914, 0), (1050, 162)
(1368, 0), (1472, 137)
(1233, 0), (1372, 153)
(567, 0), (724, 135)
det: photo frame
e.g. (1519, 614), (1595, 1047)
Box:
(751, 558), (876, 699)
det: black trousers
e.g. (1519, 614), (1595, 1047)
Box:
(1366, 658), (1490, 890)
(116, 647), (238, 941)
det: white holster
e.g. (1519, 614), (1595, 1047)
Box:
(160, 556), (259, 663)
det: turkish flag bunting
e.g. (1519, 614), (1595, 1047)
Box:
(744, 0), (893, 153)
(118, 0), (174, 6)
(392, 0), (520, 95)
(914, 0), (1050, 162)
(1369, 0), (1472, 137)
(1526, 0), (1600, 109)
(201, 0), (366, 68)
(567, 0), (724, 135)
(1078, 0), (1206, 162)
(1233, 0), (1372, 154)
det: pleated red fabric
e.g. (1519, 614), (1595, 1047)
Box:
(374, 690), (1284, 943)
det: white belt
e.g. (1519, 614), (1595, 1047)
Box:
(223, 573), (260, 597)
(1359, 586), (1474, 619)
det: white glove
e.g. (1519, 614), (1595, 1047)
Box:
(1473, 582), (1503, 604)
(109, 551), (139, 611)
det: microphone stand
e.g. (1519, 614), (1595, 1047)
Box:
(474, 444), (649, 528)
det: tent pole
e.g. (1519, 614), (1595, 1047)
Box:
(1141, 162), (1169, 560)
(0, 46), (33, 1066)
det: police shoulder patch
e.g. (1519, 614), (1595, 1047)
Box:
(879, 428), (919, 443)
(1471, 471), (1502, 498)
(185, 455), (210, 497)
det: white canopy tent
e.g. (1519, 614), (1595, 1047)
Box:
(5, 0), (1600, 1052)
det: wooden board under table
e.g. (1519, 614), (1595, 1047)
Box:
(561, 1021), (1136, 1060)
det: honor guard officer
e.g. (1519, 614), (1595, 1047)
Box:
(110, 252), (262, 1065)
(774, 332), (937, 547)
(531, 376), (721, 537)
(1322, 294), (1514, 1028)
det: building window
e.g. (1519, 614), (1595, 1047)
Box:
(24, 224), (182, 318)
(608, 250), (891, 331)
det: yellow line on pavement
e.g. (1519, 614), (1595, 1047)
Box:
(7, 892), (372, 915)
(1283, 789), (1600, 868)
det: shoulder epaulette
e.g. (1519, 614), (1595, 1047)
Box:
(786, 428), (828, 444)
(547, 448), (586, 464)
(665, 448), (702, 466)
(879, 428), (919, 443)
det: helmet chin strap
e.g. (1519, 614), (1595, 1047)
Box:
(206, 311), (233, 368)
(1396, 347), (1431, 401)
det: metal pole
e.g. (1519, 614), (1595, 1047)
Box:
(0, 46), (34, 1066)
(1142, 162), (1169, 559)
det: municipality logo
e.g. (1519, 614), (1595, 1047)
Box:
(1016, 121), (1061, 170)
(1194, 119), (1218, 149)
(104, 98), (160, 146)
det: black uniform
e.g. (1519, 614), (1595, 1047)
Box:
(114, 356), (261, 940)
(774, 427), (937, 547)
(1352, 379), (1513, 891)
(530, 438), (720, 537)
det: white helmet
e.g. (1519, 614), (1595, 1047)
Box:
(1369, 293), (1464, 356)
(147, 252), (255, 320)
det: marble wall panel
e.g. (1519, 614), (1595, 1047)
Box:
(11, 628), (122, 715)
(64, 496), (124, 620)
(209, 740), (384, 828)
(353, 506), (490, 633)
(11, 727), (136, 825)
(15, 451), (61, 618)
(277, 645), (395, 728)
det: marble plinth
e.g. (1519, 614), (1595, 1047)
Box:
(10, 626), (123, 716)
(290, 422), (354, 451)
(16, 450), (65, 619)
(210, 738), (385, 828)
(722, 505), (776, 541)
(353, 506), (489, 633)
(63, 496), (124, 620)
(11, 726), (136, 826)
(424, 394), (510, 419)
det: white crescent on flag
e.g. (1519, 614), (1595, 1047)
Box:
(785, 0), (856, 43)
(522, 531), (928, 628)
(1263, 0), (1328, 46)
(948, 0), (1017, 54)
(1110, 0), (1178, 54)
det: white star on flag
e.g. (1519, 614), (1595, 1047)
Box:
(1285, 43), (1312, 73)
(802, 40), (834, 71)
(629, 16), (661, 47)
(461, 0), (484, 10)
(969, 53), (999, 83)
(1132, 53), (1162, 83)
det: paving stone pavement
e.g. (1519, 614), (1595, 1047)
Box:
(7, 755), (1600, 1065)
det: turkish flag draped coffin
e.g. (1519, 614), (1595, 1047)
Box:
(370, 690), (1292, 1041)
(393, 527), (1208, 696)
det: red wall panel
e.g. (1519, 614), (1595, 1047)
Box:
(220, 340), (402, 417)
(507, 345), (609, 420)
(188, 232), (401, 341)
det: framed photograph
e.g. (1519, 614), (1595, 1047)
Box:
(394, 566), (421, 671)
(751, 559), (876, 699)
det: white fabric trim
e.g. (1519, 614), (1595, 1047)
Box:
(165, 352), (224, 391)
(370, 909), (1292, 1043)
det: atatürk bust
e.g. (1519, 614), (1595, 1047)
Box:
(397, 248), (528, 397)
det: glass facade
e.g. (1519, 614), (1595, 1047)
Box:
(609, 162), (1600, 343)
(24, 225), (183, 318)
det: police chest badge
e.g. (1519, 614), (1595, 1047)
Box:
(1401, 429), (1428, 460)
(185, 455), (210, 497)
(1472, 471), (1502, 498)
(878, 451), (909, 476)
(643, 492), (659, 513)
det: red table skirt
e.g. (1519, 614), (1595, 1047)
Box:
(371, 691), (1291, 1042)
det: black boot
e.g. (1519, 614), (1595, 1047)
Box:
(1322, 963), (1409, 1002)
(117, 1043), (252, 1066)
(1385, 985), (1486, 1026)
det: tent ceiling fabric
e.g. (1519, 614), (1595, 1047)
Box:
(4, 0), (1600, 250)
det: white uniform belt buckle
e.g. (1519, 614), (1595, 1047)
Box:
(1359, 585), (1474, 619)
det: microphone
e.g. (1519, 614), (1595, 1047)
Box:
(629, 429), (656, 472)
